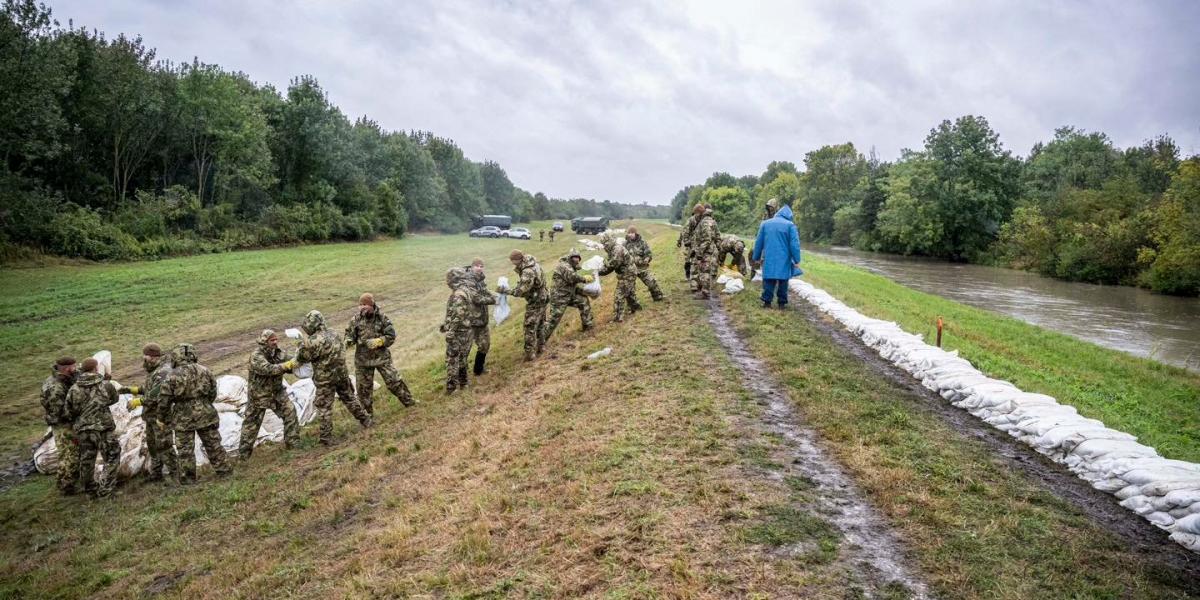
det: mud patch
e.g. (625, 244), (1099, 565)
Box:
(707, 300), (931, 599)
(797, 301), (1200, 582)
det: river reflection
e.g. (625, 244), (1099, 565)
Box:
(811, 247), (1200, 372)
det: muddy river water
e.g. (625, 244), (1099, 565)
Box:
(811, 247), (1200, 372)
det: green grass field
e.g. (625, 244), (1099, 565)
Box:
(1, 225), (1197, 598)
(798, 253), (1200, 463)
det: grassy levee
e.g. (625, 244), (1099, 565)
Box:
(0, 224), (866, 598)
(0, 222), (579, 462)
(799, 253), (1200, 464)
(725, 287), (1200, 598)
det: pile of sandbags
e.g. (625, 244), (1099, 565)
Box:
(579, 239), (605, 252)
(787, 279), (1200, 554)
(717, 271), (744, 294)
(34, 367), (322, 476)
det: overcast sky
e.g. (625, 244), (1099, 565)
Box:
(49, 0), (1200, 205)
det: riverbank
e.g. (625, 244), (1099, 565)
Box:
(798, 253), (1200, 464)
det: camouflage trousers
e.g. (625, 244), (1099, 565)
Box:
(175, 425), (230, 482)
(469, 324), (490, 355)
(636, 266), (664, 300)
(355, 363), (414, 415)
(691, 256), (717, 298)
(314, 372), (372, 445)
(613, 276), (641, 322)
(542, 296), (593, 343)
(523, 301), (548, 360)
(52, 425), (78, 495)
(75, 429), (120, 497)
(143, 406), (177, 479)
(239, 387), (300, 458)
(445, 328), (472, 391)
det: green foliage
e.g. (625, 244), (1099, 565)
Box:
(795, 143), (867, 243)
(1140, 159), (1200, 295)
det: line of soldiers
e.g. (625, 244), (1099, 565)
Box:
(678, 200), (773, 294)
(538, 230), (557, 242)
(439, 226), (663, 393)
(40, 295), (416, 497)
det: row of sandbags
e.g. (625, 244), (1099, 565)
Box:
(786, 279), (1200, 553)
(34, 370), (325, 478)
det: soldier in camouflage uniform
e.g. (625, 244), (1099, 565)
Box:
(66, 358), (121, 497)
(691, 206), (721, 299)
(548, 229), (556, 242)
(115, 343), (176, 481)
(463, 259), (496, 378)
(541, 249), (595, 343)
(41, 357), (79, 495)
(624, 226), (664, 301)
(344, 293), (414, 416)
(239, 330), (301, 459)
(296, 310), (372, 445)
(599, 243), (641, 322)
(162, 344), (231, 483)
(506, 250), (549, 360)
(678, 204), (704, 283)
(441, 268), (473, 393)
(717, 234), (748, 275)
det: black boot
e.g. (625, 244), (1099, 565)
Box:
(458, 365), (469, 388)
(473, 352), (487, 376)
(684, 261), (692, 280)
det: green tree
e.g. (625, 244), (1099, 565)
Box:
(479, 160), (515, 215)
(1140, 159), (1200, 294)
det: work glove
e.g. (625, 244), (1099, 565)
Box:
(281, 359), (298, 372)
(127, 385), (140, 395)
(582, 274), (594, 283)
(127, 397), (143, 410)
(367, 337), (386, 349)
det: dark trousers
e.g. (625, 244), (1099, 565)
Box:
(761, 278), (788, 306)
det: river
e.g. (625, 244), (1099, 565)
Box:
(810, 247), (1200, 372)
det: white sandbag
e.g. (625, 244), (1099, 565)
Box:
(582, 270), (602, 298)
(287, 378), (317, 426)
(1138, 480), (1200, 498)
(1071, 439), (1157, 460)
(723, 278), (745, 294)
(1120, 495), (1155, 515)
(92, 350), (113, 379)
(215, 375), (248, 407)
(752, 272), (763, 282)
(716, 273), (731, 285)
(294, 363), (314, 379)
(1171, 532), (1200, 552)
(1176, 514), (1200, 534)
(1146, 511), (1176, 528)
(115, 417), (146, 478)
(213, 402), (240, 413)
(1163, 489), (1200, 508)
(284, 328), (303, 339)
(494, 276), (512, 325)
(33, 429), (56, 473)
(581, 254), (605, 271)
(196, 411), (243, 466)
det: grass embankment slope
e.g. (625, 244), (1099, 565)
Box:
(1, 225), (1197, 598)
(798, 253), (1200, 464)
(0, 222), (574, 463)
(0, 223), (863, 598)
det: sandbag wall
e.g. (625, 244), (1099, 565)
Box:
(787, 278), (1200, 553)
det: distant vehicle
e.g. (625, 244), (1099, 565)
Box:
(471, 214), (512, 230)
(469, 226), (503, 238)
(571, 216), (609, 235)
(552, 222), (564, 232)
(503, 227), (532, 240)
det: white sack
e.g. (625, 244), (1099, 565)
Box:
(581, 255), (605, 271)
(494, 276), (511, 325)
(723, 278), (745, 294)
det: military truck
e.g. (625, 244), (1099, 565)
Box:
(571, 216), (609, 235)
(471, 214), (512, 230)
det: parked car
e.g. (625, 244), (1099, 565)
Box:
(469, 226), (503, 238)
(503, 227), (532, 240)
(552, 222), (564, 232)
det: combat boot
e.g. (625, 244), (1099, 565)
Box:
(473, 352), (487, 376)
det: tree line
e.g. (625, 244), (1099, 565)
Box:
(670, 116), (1199, 296)
(0, 1), (666, 262)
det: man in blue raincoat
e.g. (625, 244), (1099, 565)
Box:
(751, 203), (802, 308)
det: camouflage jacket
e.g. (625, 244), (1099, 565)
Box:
(40, 372), (74, 427)
(66, 372), (118, 433)
(678, 214), (701, 249)
(625, 236), (653, 268)
(139, 361), (173, 413)
(248, 344), (291, 402)
(550, 257), (590, 303)
(162, 362), (219, 431)
(511, 256), (549, 306)
(345, 309), (397, 367)
(464, 270), (496, 327)
(296, 327), (350, 385)
(693, 216), (720, 259)
(719, 234), (745, 254)
(599, 249), (639, 282)
(443, 288), (473, 335)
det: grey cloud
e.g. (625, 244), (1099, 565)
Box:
(47, 0), (1200, 203)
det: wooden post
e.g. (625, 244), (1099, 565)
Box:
(936, 317), (944, 348)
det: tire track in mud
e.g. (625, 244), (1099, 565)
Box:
(795, 301), (1200, 583)
(707, 300), (932, 599)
